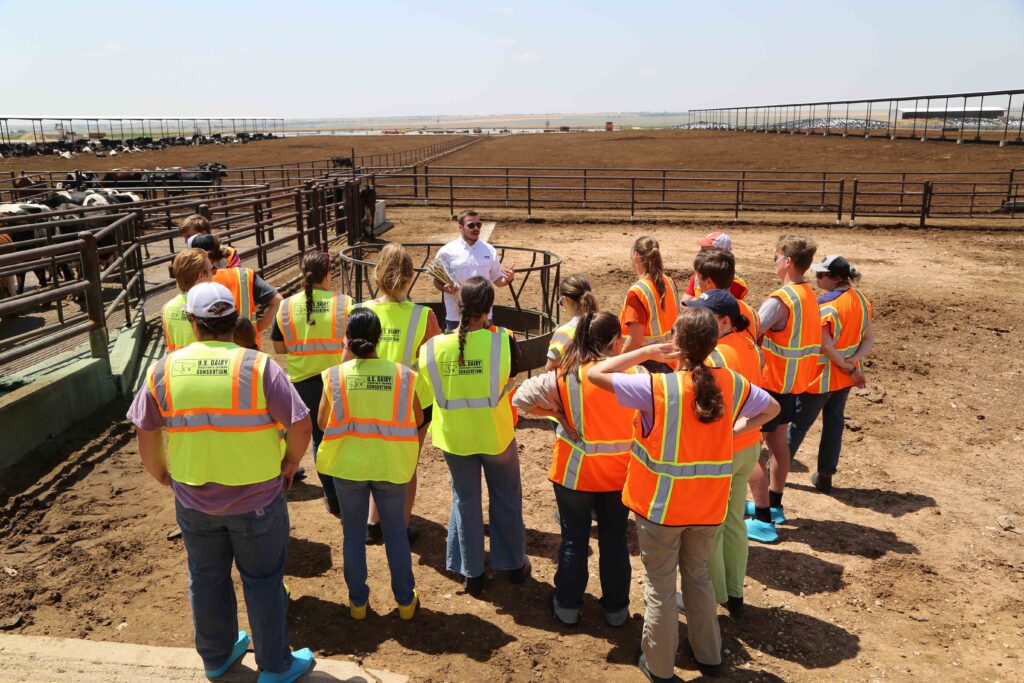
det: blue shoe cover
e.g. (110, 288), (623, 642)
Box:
(205, 630), (250, 680)
(744, 501), (755, 517)
(771, 505), (787, 524)
(257, 648), (316, 683)
(746, 518), (779, 544)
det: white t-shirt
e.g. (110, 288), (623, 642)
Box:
(435, 237), (503, 321)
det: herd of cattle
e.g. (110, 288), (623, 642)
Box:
(0, 132), (277, 159)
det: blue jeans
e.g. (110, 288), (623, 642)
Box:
(333, 479), (415, 606)
(552, 483), (631, 612)
(788, 387), (852, 475)
(443, 440), (526, 578)
(293, 375), (340, 516)
(175, 492), (293, 674)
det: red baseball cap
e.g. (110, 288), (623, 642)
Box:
(696, 231), (733, 250)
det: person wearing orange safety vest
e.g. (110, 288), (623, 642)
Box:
(271, 251), (350, 518)
(163, 248), (212, 352)
(682, 231), (749, 302)
(619, 236), (680, 373)
(687, 290), (765, 619)
(691, 247), (760, 345)
(514, 311), (639, 627)
(192, 234), (282, 349)
(127, 282), (315, 681)
(588, 308), (778, 681)
(316, 307), (422, 622)
(788, 255), (874, 494)
(746, 236), (822, 544)
(545, 274), (598, 371)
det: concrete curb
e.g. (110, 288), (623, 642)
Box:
(0, 634), (407, 682)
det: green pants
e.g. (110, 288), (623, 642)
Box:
(709, 442), (760, 603)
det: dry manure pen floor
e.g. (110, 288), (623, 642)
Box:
(2, 131), (1024, 681)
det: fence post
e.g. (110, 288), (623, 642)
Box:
(582, 168), (587, 208)
(198, 203), (212, 220)
(412, 164), (418, 199)
(920, 181), (932, 227)
(527, 176), (533, 220)
(506, 168), (511, 208)
(849, 179), (859, 226)
(448, 175), (455, 219)
(969, 183), (976, 217)
(630, 177), (636, 221)
(836, 178), (845, 224)
(253, 196), (266, 274)
(1005, 169), (1016, 206)
(661, 170), (667, 203)
(898, 172), (907, 211)
(819, 172), (826, 210)
(78, 231), (109, 366)
(424, 165), (430, 205)
(734, 180), (741, 222)
(295, 189), (307, 253)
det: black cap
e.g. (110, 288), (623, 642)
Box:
(684, 289), (742, 325)
(810, 255), (852, 279)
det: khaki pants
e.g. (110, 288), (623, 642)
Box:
(709, 442), (761, 602)
(636, 516), (720, 677)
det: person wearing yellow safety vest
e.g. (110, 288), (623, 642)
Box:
(687, 290), (764, 620)
(514, 311), (638, 628)
(619, 236), (681, 373)
(746, 236), (822, 544)
(271, 251), (350, 517)
(351, 243), (441, 545)
(316, 307), (422, 621)
(192, 234), (282, 347)
(788, 255), (874, 494)
(417, 276), (528, 597)
(692, 247), (760, 345)
(163, 248), (212, 352)
(127, 282), (315, 683)
(681, 231), (749, 302)
(588, 308), (779, 681)
(545, 274), (598, 371)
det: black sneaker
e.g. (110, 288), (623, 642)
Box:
(637, 652), (678, 682)
(507, 558), (532, 584)
(683, 640), (722, 678)
(407, 523), (420, 545)
(294, 466), (307, 480)
(811, 471), (834, 493)
(464, 574), (485, 597)
(725, 595), (744, 620)
(366, 522), (383, 545)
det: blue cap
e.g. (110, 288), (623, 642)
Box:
(685, 289), (742, 325)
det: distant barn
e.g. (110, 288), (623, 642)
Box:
(899, 107), (1005, 120)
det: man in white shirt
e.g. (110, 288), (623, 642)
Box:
(433, 210), (515, 331)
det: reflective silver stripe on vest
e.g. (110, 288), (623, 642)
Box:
(659, 375), (682, 464)
(631, 442), (734, 478)
(761, 338), (821, 360)
(286, 341), (345, 354)
(328, 365), (345, 422)
(322, 421), (419, 439)
(560, 372), (585, 488)
(236, 349), (260, 410)
(395, 366), (412, 421)
(425, 330), (509, 410)
(634, 279), (663, 339)
(648, 476), (674, 523)
(555, 427), (635, 456)
(403, 305), (425, 368)
(333, 296), (346, 341)
(164, 413), (275, 429)
(708, 349), (726, 368)
(152, 358), (170, 412)
(729, 370), (745, 423)
(238, 269), (252, 319)
(279, 300), (294, 344)
(782, 286), (802, 394)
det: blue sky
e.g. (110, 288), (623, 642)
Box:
(1, 0), (1022, 117)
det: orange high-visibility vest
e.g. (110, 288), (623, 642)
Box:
(760, 283), (822, 394)
(707, 332), (763, 452)
(622, 367), (749, 526)
(550, 362), (640, 492)
(212, 267), (257, 320)
(622, 274), (680, 345)
(737, 298), (760, 346)
(694, 274), (749, 301)
(811, 288), (873, 394)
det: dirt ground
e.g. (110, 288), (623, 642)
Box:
(2, 202), (1024, 681)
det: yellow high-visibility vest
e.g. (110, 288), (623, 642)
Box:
(162, 293), (196, 352)
(276, 290), (350, 382)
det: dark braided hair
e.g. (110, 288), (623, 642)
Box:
(457, 276), (495, 365)
(633, 236), (667, 307)
(300, 251), (332, 325)
(559, 311), (621, 378)
(673, 308), (725, 424)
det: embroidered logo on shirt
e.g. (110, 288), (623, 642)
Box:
(440, 360), (483, 376)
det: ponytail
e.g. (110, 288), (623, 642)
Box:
(633, 236), (666, 308)
(559, 274), (598, 316)
(345, 307), (381, 359)
(456, 276), (495, 365)
(673, 308), (724, 424)
(733, 313), (750, 333)
(300, 251), (332, 325)
(560, 311), (622, 378)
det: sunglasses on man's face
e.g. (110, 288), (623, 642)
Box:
(464, 222), (483, 229)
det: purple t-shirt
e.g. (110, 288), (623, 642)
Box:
(126, 346), (309, 515)
(611, 370), (771, 436)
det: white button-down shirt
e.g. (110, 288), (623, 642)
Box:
(435, 237), (503, 321)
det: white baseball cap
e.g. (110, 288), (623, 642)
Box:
(185, 282), (236, 317)
(696, 231), (733, 251)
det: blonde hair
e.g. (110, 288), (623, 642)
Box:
(374, 243), (413, 298)
(178, 214), (210, 237)
(633, 236), (667, 307)
(171, 248), (210, 292)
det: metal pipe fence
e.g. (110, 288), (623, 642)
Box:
(688, 88), (1024, 146)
